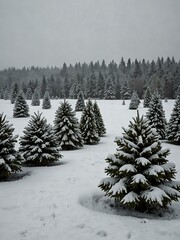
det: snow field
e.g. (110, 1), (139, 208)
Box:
(0, 99), (180, 240)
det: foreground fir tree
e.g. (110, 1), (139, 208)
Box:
(166, 94), (180, 144)
(19, 112), (62, 166)
(80, 99), (100, 144)
(42, 91), (51, 109)
(54, 101), (83, 150)
(146, 93), (167, 139)
(93, 101), (106, 136)
(99, 111), (180, 212)
(0, 113), (23, 180)
(31, 90), (40, 106)
(129, 91), (140, 110)
(143, 87), (152, 108)
(75, 91), (85, 111)
(13, 90), (30, 118)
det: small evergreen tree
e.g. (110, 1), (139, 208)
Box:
(10, 83), (19, 104)
(0, 113), (23, 180)
(129, 91), (140, 110)
(42, 91), (51, 109)
(143, 87), (152, 108)
(26, 88), (33, 100)
(75, 91), (85, 111)
(80, 99), (100, 144)
(13, 90), (30, 118)
(146, 92), (167, 139)
(31, 90), (40, 106)
(54, 101), (83, 150)
(166, 94), (180, 144)
(99, 111), (180, 212)
(19, 112), (62, 166)
(93, 101), (106, 136)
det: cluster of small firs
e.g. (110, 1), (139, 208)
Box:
(1, 89), (180, 213)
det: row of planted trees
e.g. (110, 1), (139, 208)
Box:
(0, 99), (106, 179)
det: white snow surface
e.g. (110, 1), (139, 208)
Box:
(0, 99), (180, 240)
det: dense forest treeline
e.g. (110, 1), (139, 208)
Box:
(0, 57), (180, 100)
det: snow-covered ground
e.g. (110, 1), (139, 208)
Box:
(0, 99), (180, 240)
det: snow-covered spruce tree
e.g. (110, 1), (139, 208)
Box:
(166, 94), (180, 144)
(10, 83), (19, 104)
(129, 91), (140, 110)
(31, 90), (40, 106)
(93, 101), (106, 136)
(0, 113), (23, 180)
(80, 99), (100, 144)
(19, 112), (62, 166)
(54, 101), (83, 150)
(26, 88), (33, 100)
(13, 90), (30, 118)
(99, 111), (180, 212)
(42, 91), (51, 109)
(143, 87), (152, 108)
(75, 91), (85, 111)
(146, 92), (167, 139)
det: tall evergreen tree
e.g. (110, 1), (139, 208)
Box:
(99, 111), (180, 212)
(31, 90), (40, 106)
(143, 87), (152, 108)
(166, 94), (180, 144)
(104, 77), (116, 99)
(75, 91), (85, 111)
(0, 113), (23, 180)
(42, 91), (51, 109)
(3, 89), (9, 100)
(54, 101), (83, 150)
(129, 91), (140, 110)
(13, 90), (30, 118)
(146, 93), (167, 139)
(80, 99), (100, 144)
(19, 112), (62, 166)
(10, 83), (19, 104)
(26, 87), (33, 100)
(93, 101), (106, 136)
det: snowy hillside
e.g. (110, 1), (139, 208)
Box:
(0, 99), (180, 240)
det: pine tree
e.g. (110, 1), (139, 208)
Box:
(19, 112), (62, 166)
(42, 91), (51, 109)
(104, 77), (116, 99)
(54, 101), (83, 150)
(31, 90), (40, 106)
(143, 87), (152, 108)
(0, 113), (23, 180)
(129, 91), (140, 110)
(13, 90), (30, 118)
(93, 101), (106, 136)
(75, 91), (85, 111)
(3, 89), (9, 100)
(80, 99), (100, 144)
(10, 83), (19, 104)
(26, 88), (33, 100)
(146, 93), (167, 139)
(99, 111), (180, 212)
(166, 94), (180, 144)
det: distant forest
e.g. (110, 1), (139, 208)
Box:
(0, 57), (180, 100)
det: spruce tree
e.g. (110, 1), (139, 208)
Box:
(0, 113), (23, 180)
(104, 78), (116, 99)
(42, 91), (51, 109)
(54, 101), (83, 150)
(146, 93), (167, 139)
(80, 99), (100, 144)
(19, 112), (62, 166)
(31, 90), (40, 106)
(13, 90), (30, 118)
(99, 111), (180, 212)
(93, 101), (106, 136)
(166, 94), (180, 144)
(129, 91), (140, 110)
(75, 91), (85, 111)
(10, 83), (19, 104)
(26, 88), (33, 100)
(143, 87), (152, 108)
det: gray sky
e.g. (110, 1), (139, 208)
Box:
(0, 0), (180, 69)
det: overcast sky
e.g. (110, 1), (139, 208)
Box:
(0, 0), (180, 69)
